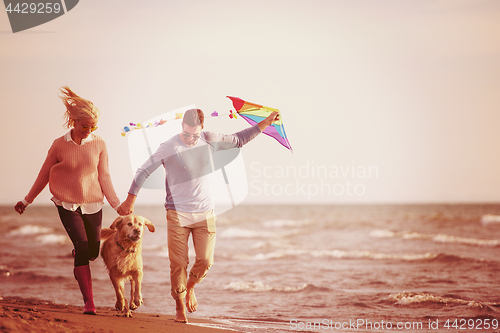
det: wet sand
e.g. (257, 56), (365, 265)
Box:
(0, 296), (230, 333)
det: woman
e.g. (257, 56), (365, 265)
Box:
(14, 86), (121, 315)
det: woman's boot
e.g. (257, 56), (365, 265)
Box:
(73, 265), (96, 315)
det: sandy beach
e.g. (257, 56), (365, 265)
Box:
(0, 296), (230, 333)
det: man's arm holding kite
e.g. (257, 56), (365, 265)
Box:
(258, 112), (280, 132)
(207, 111), (280, 151)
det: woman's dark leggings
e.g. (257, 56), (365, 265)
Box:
(56, 206), (102, 267)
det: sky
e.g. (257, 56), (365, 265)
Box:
(1, 0), (500, 206)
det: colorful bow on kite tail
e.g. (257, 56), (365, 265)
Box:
(227, 96), (293, 152)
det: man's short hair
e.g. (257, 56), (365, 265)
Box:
(183, 109), (204, 127)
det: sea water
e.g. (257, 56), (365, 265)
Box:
(1, 204), (500, 332)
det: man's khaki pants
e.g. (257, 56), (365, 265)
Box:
(167, 209), (216, 300)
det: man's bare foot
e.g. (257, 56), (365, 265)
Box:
(186, 287), (198, 313)
(175, 298), (188, 323)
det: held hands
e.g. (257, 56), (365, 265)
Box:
(15, 196), (136, 216)
(15, 201), (27, 215)
(116, 201), (133, 216)
(116, 194), (136, 216)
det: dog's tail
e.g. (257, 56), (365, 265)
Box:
(101, 228), (115, 241)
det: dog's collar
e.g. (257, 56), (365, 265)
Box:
(115, 234), (135, 253)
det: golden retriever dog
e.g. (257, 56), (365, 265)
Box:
(101, 215), (155, 317)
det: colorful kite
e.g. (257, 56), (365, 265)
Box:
(121, 97), (292, 153)
(227, 96), (293, 152)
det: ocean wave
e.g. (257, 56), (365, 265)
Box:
(388, 292), (499, 309)
(370, 230), (396, 238)
(432, 234), (500, 246)
(1, 271), (68, 283)
(426, 253), (484, 263)
(224, 281), (322, 293)
(219, 228), (262, 239)
(189, 323), (241, 332)
(371, 229), (500, 247)
(250, 241), (267, 249)
(9, 225), (52, 236)
(310, 249), (438, 261)
(0, 265), (12, 278)
(233, 248), (308, 261)
(480, 214), (500, 226)
(7, 224), (69, 245)
(218, 227), (298, 239)
(228, 248), (490, 266)
(262, 219), (314, 228)
(231, 248), (446, 262)
(142, 243), (167, 251)
(247, 240), (294, 252)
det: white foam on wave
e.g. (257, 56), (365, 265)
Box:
(370, 230), (396, 238)
(189, 322), (240, 332)
(234, 248), (308, 261)
(35, 234), (69, 245)
(224, 280), (307, 292)
(262, 219), (313, 228)
(8, 224), (68, 245)
(311, 249), (437, 261)
(389, 292), (498, 308)
(480, 214), (500, 226)
(142, 243), (167, 251)
(250, 241), (266, 249)
(219, 227), (298, 239)
(232, 248), (437, 261)
(157, 249), (169, 258)
(433, 234), (500, 246)
(0, 265), (12, 277)
(157, 247), (197, 258)
(371, 229), (500, 247)
(219, 228), (262, 239)
(9, 225), (52, 236)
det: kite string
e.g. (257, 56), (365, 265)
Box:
(120, 110), (238, 137)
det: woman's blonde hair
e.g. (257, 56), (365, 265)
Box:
(60, 86), (100, 129)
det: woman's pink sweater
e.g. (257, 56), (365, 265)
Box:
(25, 132), (120, 208)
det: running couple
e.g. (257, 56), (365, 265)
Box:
(16, 86), (279, 322)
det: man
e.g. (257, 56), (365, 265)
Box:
(117, 108), (279, 323)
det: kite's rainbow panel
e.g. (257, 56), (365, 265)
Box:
(227, 96), (292, 152)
